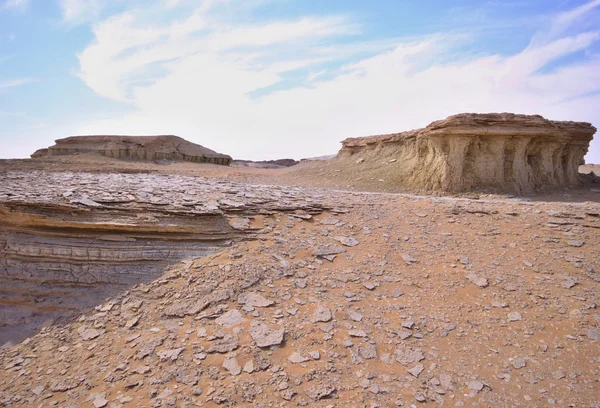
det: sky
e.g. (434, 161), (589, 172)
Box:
(1, 0), (600, 162)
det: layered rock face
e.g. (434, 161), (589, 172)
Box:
(0, 172), (338, 346)
(232, 158), (299, 169)
(339, 113), (596, 194)
(31, 135), (232, 165)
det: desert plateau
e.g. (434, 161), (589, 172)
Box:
(4, 3), (600, 408)
(0, 112), (599, 408)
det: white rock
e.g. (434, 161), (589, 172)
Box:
(507, 312), (522, 322)
(239, 292), (274, 308)
(408, 364), (425, 377)
(313, 305), (333, 323)
(215, 309), (246, 327)
(249, 321), (285, 348)
(222, 357), (242, 375)
(157, 348), (184, 362)
(288, 352), (309, 364)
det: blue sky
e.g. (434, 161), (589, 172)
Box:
(1, 0), (600, 162)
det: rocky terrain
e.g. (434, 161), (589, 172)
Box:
(581, 164), (600, 176)
(0, 164), (599, 407)
(31, 136), (232, 166)
(1, 113), (599, 407)
(336, 113), (596, 194)
(0, 171), (338, 346)
(232, 159), (299, 169)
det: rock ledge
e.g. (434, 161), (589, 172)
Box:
(339, 113), (596, 194)
(31, 135), (232, 165)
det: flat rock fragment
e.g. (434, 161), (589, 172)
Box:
(288, 352), (310, 364)
(215, 309), (246, 327)
(239, 292), (274, 308)
(311, 245), (346, 258)
(408, 364), (425, 377)
(222, 357), (242, 375)
(157, 348), (184, 362)
(77, 326), (101, 341)
(336, 236), (359, 247)
(507, 312), (522, 322)
(305, 384), (336, 400)
(395, 348), (425, 365)
(401, 253), (417, 265)
(313, 305), (333, 323)
(249, 321), (285, 348)
(466, 272), (489, 288)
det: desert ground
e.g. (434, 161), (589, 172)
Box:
(580, 164), (600, 176)
(0, 154), (599, 408)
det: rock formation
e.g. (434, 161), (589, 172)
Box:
(31, 135), (232, 165)
(0, 171), (340, 345)
(232, 158), (299, 169)
(1, 172), (599, 406)
(339, 113), (596, 194)
(0, 161), (599, 407)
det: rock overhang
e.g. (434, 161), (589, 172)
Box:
(425, 113), (595, 140)
(339, 113), (597, 194)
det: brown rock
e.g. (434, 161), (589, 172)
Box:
(338, 113), (596, 194)
(32, 135), (232, 165)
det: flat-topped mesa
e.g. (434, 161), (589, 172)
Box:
(339, 113), (596, 194)
(31, 135), (232, 165)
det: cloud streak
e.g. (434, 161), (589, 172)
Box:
(73, 0), (600, 162)
(1, 0), (28, 12)
(0, 78), (35, 89)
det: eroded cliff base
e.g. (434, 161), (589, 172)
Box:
(336, 113), (596, 195)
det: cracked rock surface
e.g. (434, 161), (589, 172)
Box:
(0, 171), (344, 345)
(1, 167), (599, 407)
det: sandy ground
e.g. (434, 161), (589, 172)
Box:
(1, 154), (599, 201)
(0, 155), (599, 407)
(580, 164), (600, 175)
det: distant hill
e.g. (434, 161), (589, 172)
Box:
(231, 158), (299, 169)
(31, 135), (232, 166)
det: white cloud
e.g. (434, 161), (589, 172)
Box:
(59, 0), (108, 24)
(77, 6), (358, 102)
(1, 0), (28, 12)
(71, 0), (600, 163)
(0, 78), (35, 89)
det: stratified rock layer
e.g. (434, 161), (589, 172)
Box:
(0, 172), (341, 345)
(32, 135), (232, 165)
(339, 113), (596, 194)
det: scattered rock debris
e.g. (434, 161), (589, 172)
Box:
(0, 168), (598, 407)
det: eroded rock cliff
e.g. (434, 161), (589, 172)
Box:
(0, 172), (341, 345)
(31, 135), (232, 165)
(339, 113), (596, 194)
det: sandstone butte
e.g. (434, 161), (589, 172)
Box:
(338, 113), (596, 194)
(31, 135), (232, 165)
